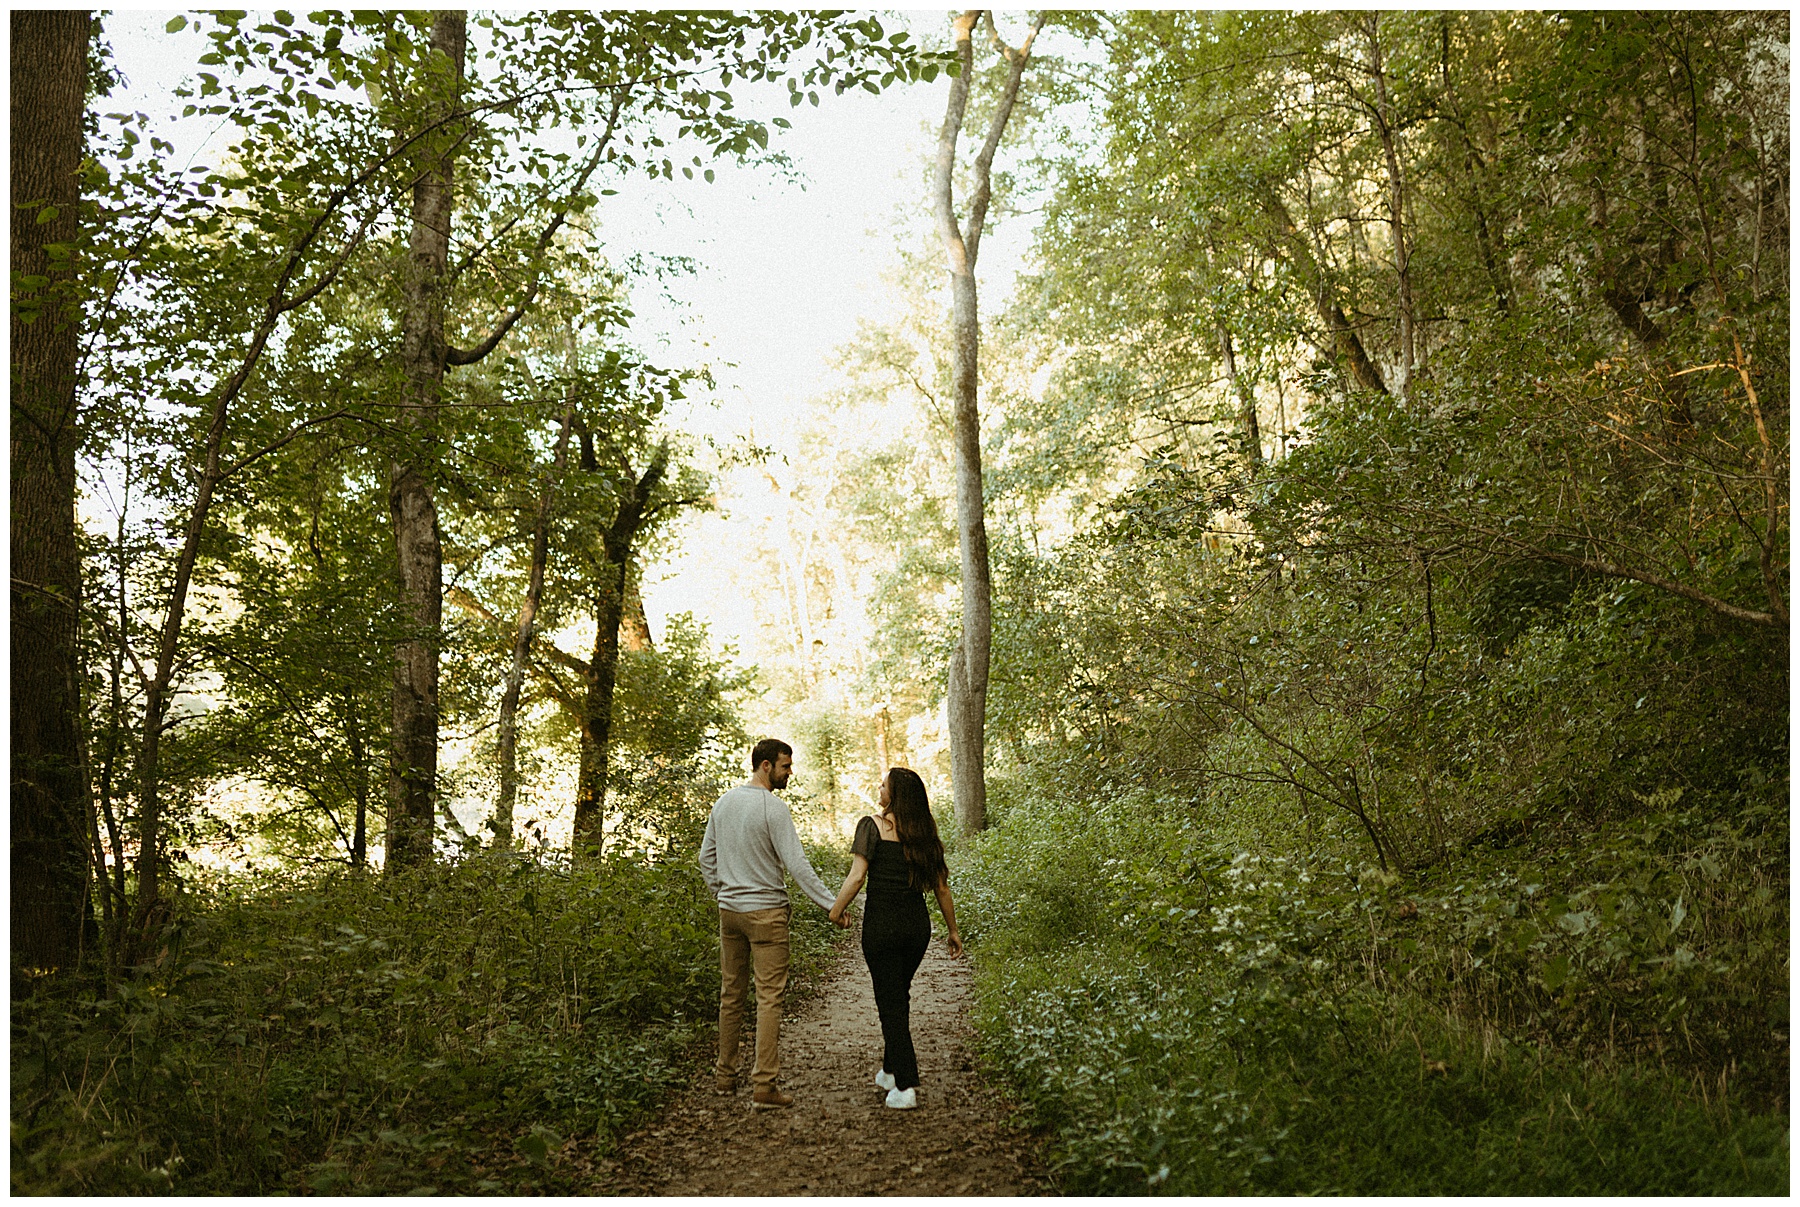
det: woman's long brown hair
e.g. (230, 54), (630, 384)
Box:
(883, 767), (946, 892)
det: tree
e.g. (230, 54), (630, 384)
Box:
(73, 10), (448, 947)
(12, 9), (94, 977)
(932, 9), (1046, 833)
(569, 442), (670, 854)
(441, 337), (709, 856)
(491, 382), (577, 851)
(384, 9), (467, 869)
(71, 10), (940, 900)
(377, 9), (941, 866)
(978, 8), (1786, 891)
(198, 453), (396, 869)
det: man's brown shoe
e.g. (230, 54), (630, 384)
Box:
(751, 1088), (794, 1110)
(715, 1075), (737, 1095)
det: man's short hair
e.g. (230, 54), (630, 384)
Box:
(749, 737), (792, 771)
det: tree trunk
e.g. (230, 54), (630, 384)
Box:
(11, 9), (93, 978)
(620, 582), (653, 652)
(386, 10), (465, 870)
(495, 401), (575, 848)
(1216, 321), (1263, 474)
(1260, 189), (1389, 395)
(944, 267), (991, 835)
(932, 10), (1044, 835)
(572, 447), (668, 856)
(1366, 15), (1416, 397)
(345, 704), (368, 867)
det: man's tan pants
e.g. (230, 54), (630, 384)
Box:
(716, 904), (791, 1090)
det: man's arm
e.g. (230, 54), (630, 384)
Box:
(698, 813), (722, 901)
(766, 794), (838, 911)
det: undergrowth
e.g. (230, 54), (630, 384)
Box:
(961, 775), (1789, 1195)
(12, 846), (845, 1195)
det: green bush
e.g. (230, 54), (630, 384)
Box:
(12, 850), (844, 1195)
(962, 788), (1788, 1195)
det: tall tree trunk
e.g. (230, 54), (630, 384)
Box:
(11, 9), (93, 978)
(572, 447), (668, 856)
(932, 9), (1044, 835)
(386, 10), (465, 870)
(1216, 321), (1262, 474)
(494, 400), (575, 848)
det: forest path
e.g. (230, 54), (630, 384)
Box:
(593, 926), (1054, 1196)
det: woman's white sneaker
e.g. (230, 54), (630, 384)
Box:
(884, 1087), (917, 1109)
(874, 1069), (896, 1092)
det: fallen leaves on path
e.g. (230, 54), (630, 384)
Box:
(593, 929), (1054, 1196)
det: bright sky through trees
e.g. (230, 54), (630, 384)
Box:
(101, 10), (1042, 681)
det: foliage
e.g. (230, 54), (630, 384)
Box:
(961, 782), (1787, 1194)
(20, 7), (1789, 1197)
(919, 10), (1791, 1195)
(12, 850), (844, 1195)
(603, 614), (755, 855)
(67, 1), (948, 951)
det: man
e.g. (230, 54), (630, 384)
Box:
(699, 737), (846, 1109)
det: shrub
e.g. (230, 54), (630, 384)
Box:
(12, 849), (844, 1195)
(962, 787), (1788, 1195)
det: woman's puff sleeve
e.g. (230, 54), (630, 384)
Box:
(852, 815), (880, 860)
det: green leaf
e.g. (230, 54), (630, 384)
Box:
(165, 15), (188, 33)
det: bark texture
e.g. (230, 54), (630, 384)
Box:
(494, 402), (575, 848)
(571, 447), (669, 855)
(11, 9), (93, 976)
(932, 10), (1044, 834)
(386, 10), (465, 869)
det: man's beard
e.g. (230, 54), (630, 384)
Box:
(771, 771), (790, 790)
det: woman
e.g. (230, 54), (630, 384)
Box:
(828, 767), (962, 1109)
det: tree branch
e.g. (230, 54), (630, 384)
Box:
(961, 11), (1047, 267)
(445, 91), (625, 367)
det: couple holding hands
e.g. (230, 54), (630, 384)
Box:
(698, 738), (961, 1111)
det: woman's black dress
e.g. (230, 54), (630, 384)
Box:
(853, 814), (932, 1091)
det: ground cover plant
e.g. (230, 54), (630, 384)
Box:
(961, 770), (1787, 1194)
(11, 849), (847, 1194)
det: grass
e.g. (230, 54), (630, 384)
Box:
(12, 844), (848, 1195)
(960, 783), (1789, 1196)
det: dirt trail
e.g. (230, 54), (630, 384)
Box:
(595, 927), (1054, 1196)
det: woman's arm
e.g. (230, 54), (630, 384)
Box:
(828, 854), (869, 924)
(933, 875), (963, 958)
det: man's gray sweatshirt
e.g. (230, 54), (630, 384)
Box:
(698, 784), (836, 913)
